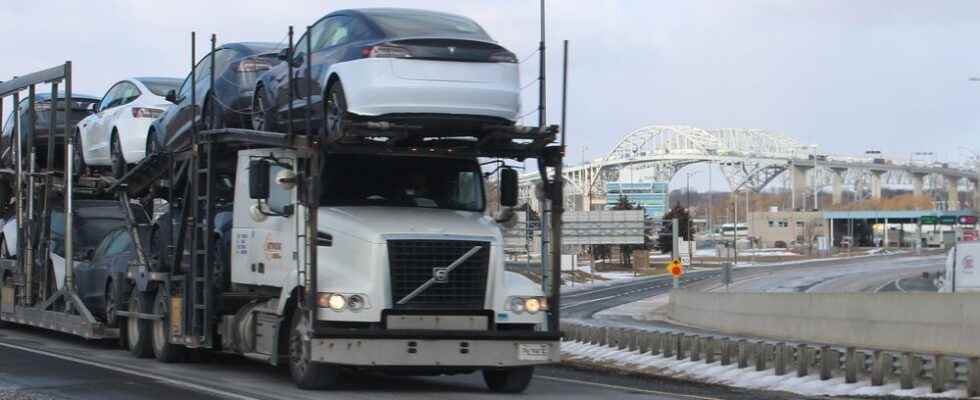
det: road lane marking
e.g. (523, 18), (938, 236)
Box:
(537, 375), (724, 400)
(0, 340), (262, 400)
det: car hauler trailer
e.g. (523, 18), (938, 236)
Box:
(0, 30), (565, 393)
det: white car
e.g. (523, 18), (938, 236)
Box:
(76, 77), (181, 177)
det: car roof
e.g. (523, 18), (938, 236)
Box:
(219, 42), (285, 54)
(26, 92), (100, 101)
(132, 77), (181, 85)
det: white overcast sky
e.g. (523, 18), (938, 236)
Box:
(2, 0), (980, 169)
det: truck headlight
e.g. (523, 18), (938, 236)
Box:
(507, 296), (548, 314)
(316, 293), (370, 312)
(317, 293), (347, 311)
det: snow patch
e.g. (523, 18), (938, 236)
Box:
(561, 340), (970, 398)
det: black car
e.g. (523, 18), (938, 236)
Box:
(252, 8), (520, 140)
(1, 93), (100, 168)
(148, 42), (285, 154)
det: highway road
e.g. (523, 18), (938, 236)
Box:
(0, 252), (933, 400)
(0, 322), (801, 400)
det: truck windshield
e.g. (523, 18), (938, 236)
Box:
(321, 154), (484, 212)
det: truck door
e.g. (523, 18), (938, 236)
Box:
(232, 155), (297, 288)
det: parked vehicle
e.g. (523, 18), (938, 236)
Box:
(938, 242), (980, 292)
(76, 77), (181, 177)
(252, 8), (521, 140)
(75, 224), (152, 322)
(0, 93), (99, 168)
(149, 42), (284, 154)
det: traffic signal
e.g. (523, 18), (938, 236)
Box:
(668, 259), (684, 277)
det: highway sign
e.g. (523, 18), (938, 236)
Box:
(941, 215), (958, 225)
(668, 259), (684, 277)
(920, 215), (938, 225)
(960, 215), (978, 225)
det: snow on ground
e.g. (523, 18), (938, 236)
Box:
(561, 263), (656, 293)
(561, 340), (970, 399)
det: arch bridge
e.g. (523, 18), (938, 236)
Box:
(521, 125), (979, 213)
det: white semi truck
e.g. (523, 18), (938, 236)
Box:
(0, 51), (564, 393)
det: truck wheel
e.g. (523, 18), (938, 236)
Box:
(288, 310), (338, 390)
(482, 366), (535, 393)
(126, 292), (153, 358)
(151, 289), (187, 363)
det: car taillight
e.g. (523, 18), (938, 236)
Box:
(489, 50), (518, 63)
(361, 45), (412, 59)
(238, 58), (273, 72)
(132, 107), (164, 119)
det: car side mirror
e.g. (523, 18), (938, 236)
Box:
(277, 48), (290, 61)
(87, 103), (98, 113)
(249, 160), (270, 200)
(499, 168), (518, 207)
(165, 89), (178, 104)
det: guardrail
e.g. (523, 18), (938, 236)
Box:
(560, 322), (980, 395)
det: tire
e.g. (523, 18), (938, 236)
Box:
(251, 87), (276, 132)
(110, 132), (127, 179)
(145, 129), (160, 157)
(151, 289), (187, 363)
(288, 308), (339, 390)
(322, 81), (348, 143)
(203, 94), (225, 131)
(126, 291), (154, 358)
(482, 366), (535, 393)
(73, 130), (87, 177)
(104, 279), (121, 328)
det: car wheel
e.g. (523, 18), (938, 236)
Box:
(126, 291), (154, 358)
(110, 132), (127, 179)
(322, 81), (348, 143)
(251, 87), (276, 132)
(482, 366), (535, 393)
(203, 93), (225, 131)
(104, 279), (121, 328)
(73, 130), (87, 177)
(289, 308), (339, 389)
(152, 289), (187, 363)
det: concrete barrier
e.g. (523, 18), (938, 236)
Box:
(667, 290), (980, 358)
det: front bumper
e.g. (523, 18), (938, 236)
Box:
(309, 336), (559, 367)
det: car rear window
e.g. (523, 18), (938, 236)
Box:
(367, 11), (491, 40)
(137, 78), (182, 97)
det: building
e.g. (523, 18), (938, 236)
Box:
(605, 181), (668, 218)
(747, 209), (826, 248)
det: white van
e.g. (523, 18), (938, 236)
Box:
(938, 242), (980, 292)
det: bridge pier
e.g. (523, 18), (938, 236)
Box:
(947, 175), (960, 211)
(972, 179), (980, 211)
(831, 168), (847, 205)
(911, 173), (928, 198)
(870, 170), (885, 200)
(791, 165), (811, 210)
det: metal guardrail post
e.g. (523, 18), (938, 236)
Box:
(870, 350), (888, 386)
(900, 352), (922, 390)
(796, 344), (810, 377)
(968, 357), (980, 397)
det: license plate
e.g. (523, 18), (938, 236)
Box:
(517, 343), (551, 361)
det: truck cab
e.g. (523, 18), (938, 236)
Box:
(231, 148), (557, 390)
(938, 242), (980, 292)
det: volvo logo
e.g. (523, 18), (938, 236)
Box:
(433, 267), (450, 283)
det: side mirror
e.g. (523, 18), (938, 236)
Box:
(277, 48), (290, 61)
(87, 103), (99, 113)
(249, 160), (270, 200)
(499, 168), (518, 207)
(165, 89), (177, 104)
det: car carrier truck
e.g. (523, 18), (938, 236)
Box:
(0, 36), (565, 393)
